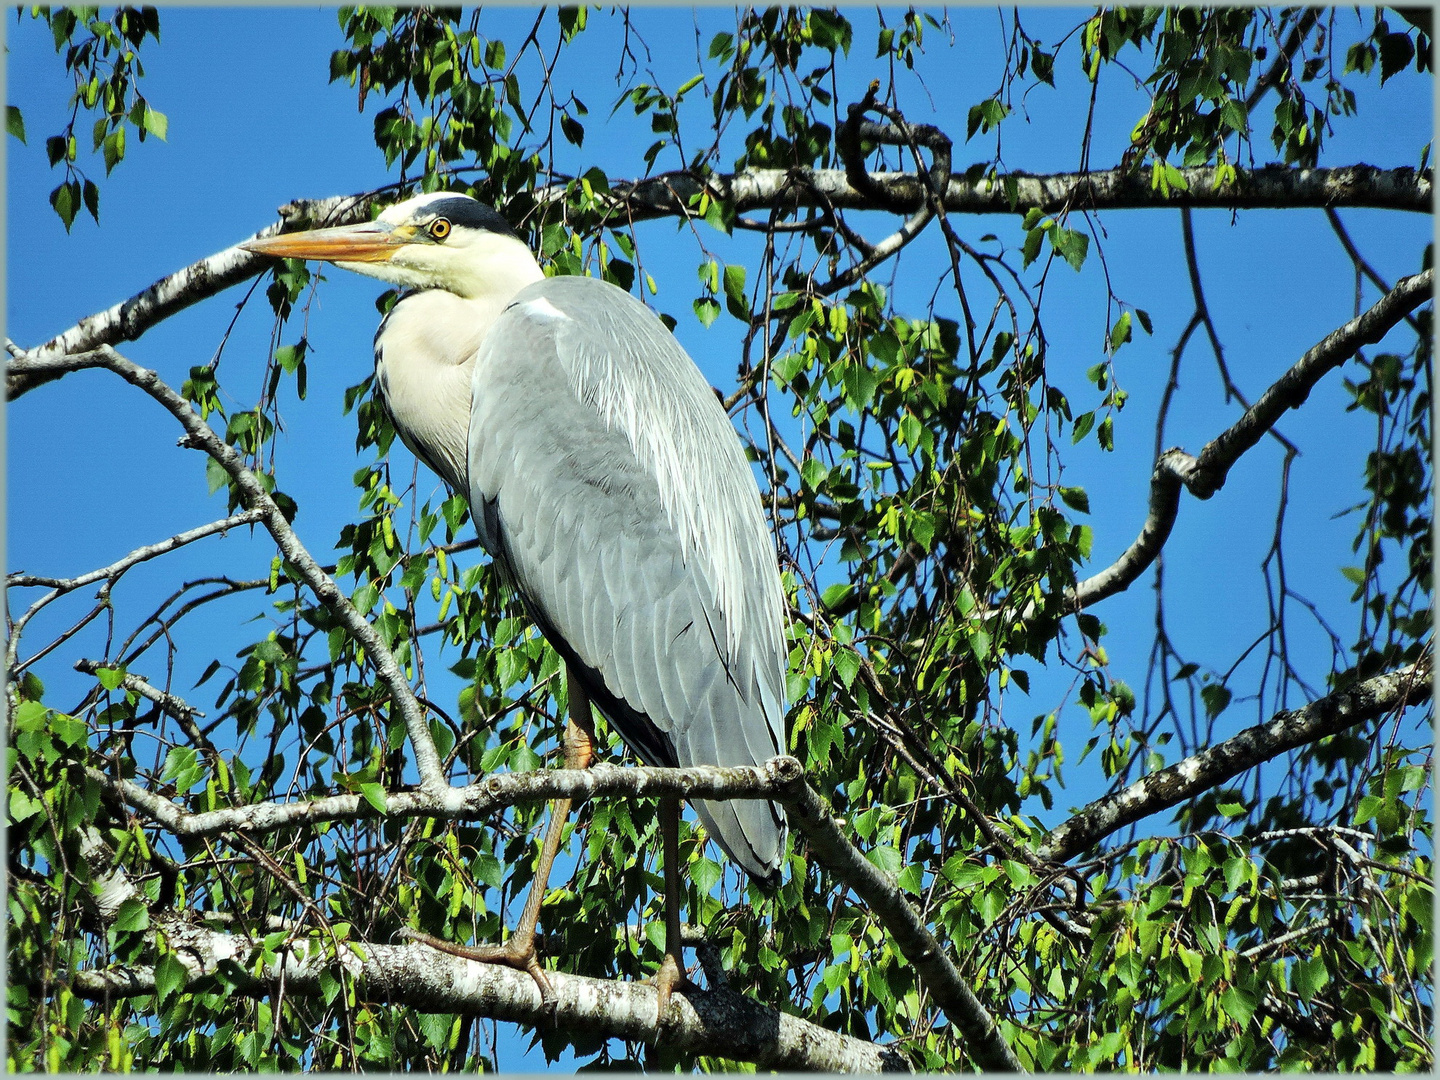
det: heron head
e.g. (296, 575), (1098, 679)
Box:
(241, 192), (541, 299)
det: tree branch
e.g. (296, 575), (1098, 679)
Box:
(1070, 269), (1433, 609)
(66, 926), (908, 1071)
(9, 165), (1426, 401)
(100, 752), (1017, 1069)
(5, 345), (447, 789)
(557, 163), (1430, 225)
(5, 192), (383, 399)
(1037, 659), (1431, 861)
(101, 758), (802, 838)
(66, 818), (904, 1070)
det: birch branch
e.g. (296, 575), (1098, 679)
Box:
(100, 753), (1016, 1069)
(1069, 269), (1433, 610)
(64, 821), (906, 1071)
(5, 345), (446, 790)
(66, 927), (908, 1072)
(6, 192), (383, 399)
(101, 759), (802, 838)
(8, 164), (1427, 401)
(74, 659), (205, 718)
(1037, 659), (1431, 861)
(542, 163), (1431, 224)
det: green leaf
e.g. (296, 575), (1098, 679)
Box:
(692, 296), (720, 328)
(8, 788), (43, 823)
(1293, 956), (1328, 1002)
(416, 1012), (452, 1052)
(50, 181), (79, 231)
(7, 105), (26, 144)
(97, 666), (127, 691)
(1058, 486), (1090, 514)
(1200, 683), (1231, 719)
(1050, 226), (1089, 271)
(833, 649), (861, 689)
(139, 103), (169, 141)
(1379, 32), (1416, 85)
(1219, 985), (1256, 1028)
(723, 263), (748, 319)
(52, 713), (87, 748)
(113, 898), (151, 933)
(1021, 226), (1045, 268)
(358, 782), (388, 813)
(154, 953), (188, 1008)
(866, 844), (903, 877)
(1109, 311), (1132, 351)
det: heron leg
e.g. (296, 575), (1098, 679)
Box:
(405, 666), (596, 1009)
(652, 795), (689, 1027)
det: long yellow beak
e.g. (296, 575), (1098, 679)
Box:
(241, 221), (406, 263)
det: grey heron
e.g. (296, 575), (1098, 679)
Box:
(243, 191), (788, 1014)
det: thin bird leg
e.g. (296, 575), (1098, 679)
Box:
(403, 666), (596, 1007)
(652, 795), (689, 1025)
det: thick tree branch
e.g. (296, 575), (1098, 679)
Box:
(66, 820), (904, 1070)
(1070, 269), (1433, 609)
(9, 165), (1426, 401)
(1037, 659), (1431, 861)
(67, 926), (907, 1071)
(5, 192), (383, 399)
(555, 163), (1430, 225)
(5, 345), (446, 789)
(101, 753), (1016, 1070)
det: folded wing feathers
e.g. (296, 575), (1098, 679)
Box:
(469, 277), (788, 880)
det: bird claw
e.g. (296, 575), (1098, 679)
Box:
(400, 927), (557, 1012)
(651, 952), (689, 1032)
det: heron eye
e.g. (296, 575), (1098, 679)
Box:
(429, 218), (452, 241)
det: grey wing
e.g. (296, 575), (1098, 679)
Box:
(467, 276), (788, 881)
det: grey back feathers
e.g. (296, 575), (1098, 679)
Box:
(376, 257), (789, 882)
(467, 277), (788, 882)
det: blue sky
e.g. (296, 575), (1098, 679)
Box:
(6, 6), (1432, 1068)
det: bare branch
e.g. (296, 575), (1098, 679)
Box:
(5, 192), (384, 399)
(6, 509), (266, 675)
(5, 345), (447, 790)
(1038, 659), (1431, 861)
(1070, 269), (1433, 609)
